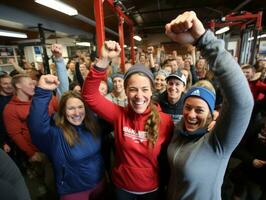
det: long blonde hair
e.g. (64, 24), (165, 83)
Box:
(124, 72), (160, 146)
(55, 91), (99, 146)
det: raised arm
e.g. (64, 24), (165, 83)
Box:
(51, 44), (69, 96)
(8, 58), (26, 74)
(165, 11), (254, 154)
(82, 41), (122, 123)
(28, 75), (60, 153)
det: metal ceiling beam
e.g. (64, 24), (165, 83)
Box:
(233, 0), (253, 12)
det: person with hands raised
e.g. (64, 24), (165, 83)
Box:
(51, 44), (69, 96)
(28, 74), (105, 200)
(82, 41), (173, 200)
(165, 11), (254, 200)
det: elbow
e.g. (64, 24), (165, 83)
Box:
(240, 91), (254, 114)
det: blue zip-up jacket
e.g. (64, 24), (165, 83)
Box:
(28, 87), (104, 195)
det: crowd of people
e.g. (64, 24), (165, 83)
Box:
(1, 10), (265, 200)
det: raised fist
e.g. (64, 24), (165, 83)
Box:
(38, 74), (60, 91)
(101, 41), (121, 60)
(165, 11), (205, 44)
(51, 44), (63, 59)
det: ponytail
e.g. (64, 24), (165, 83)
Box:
(145, 102), (160, 146)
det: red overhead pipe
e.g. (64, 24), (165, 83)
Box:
(208, 11), (263, 30)
(94, 0), (105, 57)
(105, 0), (135, 64)
(118, 16), (125, 71)
(94, 0), (135, 66)
(129, 26), (135, 65)
(105, 0), (134, 26)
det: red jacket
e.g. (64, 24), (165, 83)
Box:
(82, 67), (173, 192)
(3, 95), (57, 157)
(248, 80), (266, 100)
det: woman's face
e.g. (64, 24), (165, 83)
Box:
(65, 97), (85, 126)
(154, 74), (166, 91)
(125, 74), (152, 114)
(196, 59), (206, 71)
(183, 97), (210, 132)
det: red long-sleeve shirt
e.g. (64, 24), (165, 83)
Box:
(82, 67), (174, 192)
(3, 95), (57, 157)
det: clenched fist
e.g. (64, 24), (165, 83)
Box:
(51, 44), (63, 59)
(38, 74), (60, 91)
(165, 11), (205, 44)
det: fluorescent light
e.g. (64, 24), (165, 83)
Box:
(248, 34), (266, 41)
(35, 0), (78, 16)
(0, 29), (27, 38)
(215, 26), (230, 35)
(259, 34), (266, 39)
(76, 42), (90, 46)
(133, 35), (142, 41)
(124, 45), (127, 48)
(134, 46), (138, 49)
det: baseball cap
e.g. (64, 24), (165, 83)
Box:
(166, 70), (187, 85)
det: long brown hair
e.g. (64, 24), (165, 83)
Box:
(124, 72), (160, 146)
(55, 91), (99, 146)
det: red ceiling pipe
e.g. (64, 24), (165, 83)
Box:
(118, 16), (125, 71)
(105, 0), (134, 26)
(256, 11), (263, 31)
(105, 0), (135, 65)
(94, 0), (105, 57)
(208, 11), (263, 30)
(129, 26), (135, 65)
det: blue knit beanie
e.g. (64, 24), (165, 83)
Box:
(184, 86), (216, 114)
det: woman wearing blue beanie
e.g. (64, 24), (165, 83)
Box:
(165, 11), (254, 200)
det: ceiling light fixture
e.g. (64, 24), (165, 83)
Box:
(248, 34), (266, 41)
(35, 0), (78, 16)
(0, 29), (27, 38)
(215, 26), (230, 35)
(76, 42), (91, 46)
(133, 35), (142, 41)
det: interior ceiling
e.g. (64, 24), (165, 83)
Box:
(0, 0), (265, 45)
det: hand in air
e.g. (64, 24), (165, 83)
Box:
(51, 44), (63, 59)
(165, 11), (205, 44)
(38, 74), (60, 91)
(101, 40), (121, 60)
